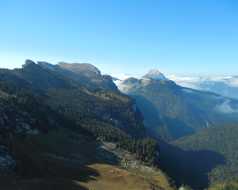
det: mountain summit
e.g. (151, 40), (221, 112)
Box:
(58, 62), (101, 76)
(143, 69), (168, 81)
(116, 70), (238, 141)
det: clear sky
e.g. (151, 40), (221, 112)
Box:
(0, 0), (238, 77)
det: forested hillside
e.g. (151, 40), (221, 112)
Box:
(1, 60), (238, 190)
(209, 179), (238, 190)
(116, 73), (238, 141)
(0, 61), (173, 190)
(174, 125), (238, 185)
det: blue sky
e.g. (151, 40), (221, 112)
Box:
(0, 0), (238, 77)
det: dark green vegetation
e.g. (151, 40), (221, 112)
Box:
(1, 61), (238, 190)
(156, 139), (225, 189)
(0, 60), (161, 190)
(118, 137), (158, 165)
(118, 76), (238, 141)
(209, 179), (238, 190)
(117, 74), (238, 189)
(173, 125), (238, 186)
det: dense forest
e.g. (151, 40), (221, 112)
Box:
(174, 125), (238, 185)
(209, 179), (238, 190)
(0, 61), (159, 173)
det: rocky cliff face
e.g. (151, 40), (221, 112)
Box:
(0, 60), (145, 138)
(0, 60), (151, 178)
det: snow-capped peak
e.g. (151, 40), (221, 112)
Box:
(143, 69), (168, 80)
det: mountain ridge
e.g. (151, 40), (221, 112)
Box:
(115, 71), (238, 141)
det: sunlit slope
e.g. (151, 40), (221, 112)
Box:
(0, 129), (174, 190)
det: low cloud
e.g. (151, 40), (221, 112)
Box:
(216, 100), (238, 114)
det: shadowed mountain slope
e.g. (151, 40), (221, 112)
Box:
(174, 125), (238, 185)
(116, 71), (238, 141)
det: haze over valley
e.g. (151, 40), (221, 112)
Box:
(1, 1), (238, 190)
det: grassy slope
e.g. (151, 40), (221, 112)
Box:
(0, 164), (174, 190)
(0, 64), (171, 189)
(79, 163), (174, 190)
(0, 128), (174, 190)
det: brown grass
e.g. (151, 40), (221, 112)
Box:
(78, 163), (175, 190)
(0, 163), (174, 190)
(0, 129), (175, 190)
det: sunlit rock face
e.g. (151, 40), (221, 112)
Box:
(143, 69), (168, 81)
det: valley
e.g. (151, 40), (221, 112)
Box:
(0, 60), (237, 190)
(2, 1), (238, 189)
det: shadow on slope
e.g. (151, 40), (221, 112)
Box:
(0, 177), (89, 190)
(158, 140), (226, 190)
(1, 128), (120, 190)
(132, 95), (195, 141)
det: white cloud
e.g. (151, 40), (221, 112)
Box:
(216, 100), (238, 114)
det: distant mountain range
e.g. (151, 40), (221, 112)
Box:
(170, 75), (238, 99)
(1, 61), (238, 190)
(115, 70), (238, 140)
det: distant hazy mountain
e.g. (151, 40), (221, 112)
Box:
(1, 61), (237, 190)
(116, 70), (238, 141)
(170, 75), (238, 99)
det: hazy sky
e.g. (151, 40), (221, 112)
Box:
(0, 0), (238, 77)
